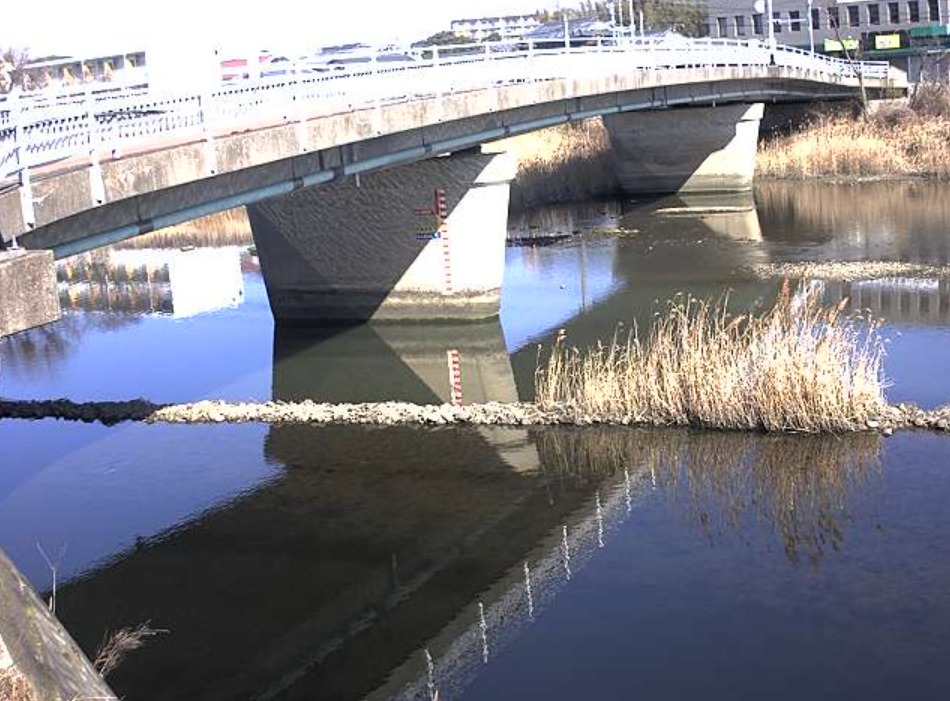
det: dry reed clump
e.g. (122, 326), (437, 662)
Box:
(535, 283), (888, 432)
(490, 118), (618, 208)
(93, 621), (168, 678)
(116, 209), (253, 250)
(757, 110), (950, 180)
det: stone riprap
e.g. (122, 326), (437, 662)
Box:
(1, 398), (949, 434)
(747, 261), (950, 281)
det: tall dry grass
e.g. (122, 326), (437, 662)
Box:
(535, 283), (888, 432)
(490, 118), (617, 208)
(115, 209), (253, 250)
(758, 106), (950, 180)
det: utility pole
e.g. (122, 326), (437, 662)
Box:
(768, 0), (776, 51)
(807, 0), (815, 53)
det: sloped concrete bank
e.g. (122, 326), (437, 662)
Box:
(0, 549), (116, 701)
(1, 398), (949, 434)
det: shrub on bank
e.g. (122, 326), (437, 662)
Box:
(535, 283), (888, 432)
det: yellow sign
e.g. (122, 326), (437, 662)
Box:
(824, 37), (859, 51)
(875, 34), (902, 50)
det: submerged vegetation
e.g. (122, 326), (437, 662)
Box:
(535, 283), (888, 432)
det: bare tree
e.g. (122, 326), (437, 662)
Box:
(0, 47), (31, 93)
(814, 0), (869, 113)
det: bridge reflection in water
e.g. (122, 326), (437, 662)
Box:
(50, 417), (880, 700)
(823, 278), (950, 326)
(55, 247), (246, 318)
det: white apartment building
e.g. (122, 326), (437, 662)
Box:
(450, 14), (541, 40)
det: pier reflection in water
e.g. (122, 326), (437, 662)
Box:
(272, 321), (520, 405)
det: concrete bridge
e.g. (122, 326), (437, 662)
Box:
(0, 38), (905, 333)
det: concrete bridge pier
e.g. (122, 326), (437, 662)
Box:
(247, 150), (516, 324)
(604, 103), (765, 194)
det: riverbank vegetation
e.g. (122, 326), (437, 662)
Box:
(758, 83), (950, 180)
(535, 283), (888, 432)
(116, 209), (252, 250)
(0, 667), (37, 701)
(493, 119), (618, 208)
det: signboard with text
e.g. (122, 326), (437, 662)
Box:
(874, 34), (902, 50)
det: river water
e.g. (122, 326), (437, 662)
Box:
(1, 182), (949, 699)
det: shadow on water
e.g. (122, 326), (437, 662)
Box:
(50, 422), (882, 701)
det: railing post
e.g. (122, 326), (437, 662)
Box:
(372, 47), (382, 135)
(293, 55), (309, 153)
(85, 84), (106, 206)
(486, 43), (500, 111)
(10, 88), (33, 243)
(200, 78), (218, 176)
(432, 46), (444, 123)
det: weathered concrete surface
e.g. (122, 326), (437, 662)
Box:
(604, 103), (765, 194)
(0, 548), (116, 700)
(0, 250), (61, 338)
(247, 150), (514, 322)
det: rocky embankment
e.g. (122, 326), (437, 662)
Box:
(1, 398), (950, 434)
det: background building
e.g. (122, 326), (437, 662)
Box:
(20, 51), (147, 90)
(704, 0), (950, 80)
(450, 15), (541, 41)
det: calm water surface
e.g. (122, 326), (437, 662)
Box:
(2, 182), (950, 699)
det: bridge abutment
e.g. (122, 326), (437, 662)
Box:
(247, 150), (515, 323)
(604, 103), (764, 194)
(0, 250), (61, 338)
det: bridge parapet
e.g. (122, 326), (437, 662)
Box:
(0, 38), (899, 192)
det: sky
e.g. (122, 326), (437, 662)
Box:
(2, 0), (553, 58)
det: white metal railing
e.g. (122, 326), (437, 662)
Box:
(0, 37), (891, 191)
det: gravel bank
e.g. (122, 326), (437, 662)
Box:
(746, 261), (950, 281)
(2, 398), (949, 434)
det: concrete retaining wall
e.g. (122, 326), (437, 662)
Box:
(0, 548), (115, 700)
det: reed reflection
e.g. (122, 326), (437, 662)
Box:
(756, 180), (950, 262)
(534, 428), (882, 564)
